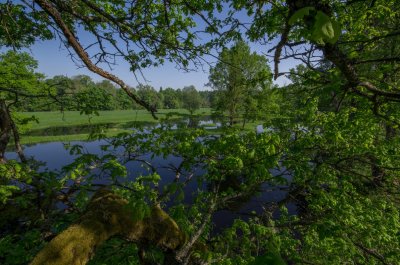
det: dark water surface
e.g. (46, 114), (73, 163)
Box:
(5, 140), (293, 231)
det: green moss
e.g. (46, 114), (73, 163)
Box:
(31, 190), (186, 265)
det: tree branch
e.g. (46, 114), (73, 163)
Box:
(33, 0), (158, 118)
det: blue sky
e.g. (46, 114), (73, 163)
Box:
(23, 38), (298, 91)
(13, 3), (301, 91)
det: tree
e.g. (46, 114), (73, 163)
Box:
(43, 75), (75, 111)
(161, 87), (182, 109)
(235, 1), (400, 262)
(181, 85), (201, 115)
(75, 85), (115, 112)
(198, 90), (214, 108)
(0, 51), (48, 162)
(0, 0), (223, 115)
(208, 41), (272, 126)
(2, 1), (400, 265)
(115, 88), (135, 110)
(30, 189), (186, 265)
(0, 2), (53, 49)
(136, 84), (163, 109)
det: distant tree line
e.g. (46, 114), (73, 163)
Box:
(2, 46), (277, 127)
(15, 74), (215, 112)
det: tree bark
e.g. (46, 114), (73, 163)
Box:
(0, 99), (11, 163)
(34, 0), (158, 118)
(30, 189), (186, 265)
(10, 116), (27, 163)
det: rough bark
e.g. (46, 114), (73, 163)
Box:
(30, 189), (186, 265)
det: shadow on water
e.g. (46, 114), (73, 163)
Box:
(121, 121), (161, 129)
(22, 115), (222, 138)
(5, 138), (297, 233)
(7, 117), (294, 232)
(25, 123), (116, 136)
(24, 121), (160, 136)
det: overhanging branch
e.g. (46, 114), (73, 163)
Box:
(34, 0), (158, 118)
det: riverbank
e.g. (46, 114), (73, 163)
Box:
(15, 109), (210, 144)
(13, 109), (266, 145)
(19, 109), (211, 129)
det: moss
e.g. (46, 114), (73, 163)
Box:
(30, 189), (186, 265)
(143, 206), (187, 250)
(31, 221), (112, 265)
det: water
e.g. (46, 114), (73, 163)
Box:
(198, 120), (222, 130)
(5, 134), (293, 232)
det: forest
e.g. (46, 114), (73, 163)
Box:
(0, 0), (399, 265)
(5, 71), (215, 112)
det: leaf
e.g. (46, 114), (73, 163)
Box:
(311, 11), (341, 45)
(288, 7), (315, 25)
(328, 19), (341, 44)
(0, 185), (20, 204)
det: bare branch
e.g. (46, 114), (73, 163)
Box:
(34, 0), (158, 118)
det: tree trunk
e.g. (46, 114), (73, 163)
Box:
(0, 99), (11, 163)
(30, 189), (186, 265)
(229, 109), (234, 126)
(0, 99), (26, 163)
(10, 114), (27, 163)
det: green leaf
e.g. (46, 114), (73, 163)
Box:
(288, 7), (315, 25)
(329, 19), (341, 44)
(311, 11), (340, 45)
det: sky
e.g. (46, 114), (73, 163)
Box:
(13, 3), (301, 91)
(23, 39), (298, 91)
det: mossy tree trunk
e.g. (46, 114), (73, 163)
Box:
(30, 189), (186, 265)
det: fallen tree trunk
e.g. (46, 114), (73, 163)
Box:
(30, 189), (186, 265)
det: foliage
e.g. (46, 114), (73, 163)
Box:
(288, 7), (341, 45)
(0, 2), (52, 49)
(0, 229), (45, 265)
(15, 74), (215, 112)
(0, 0), (227, 111)
(160, 87), (182, 109)
(136, 84), (163, 109)
(208, 41), (273, 126)
(181, 85), (202, 115)
(0, 51), (45, 103)
(1, 0), (400, 265)
(87, 239), (140, 265)
(0, 50), (48, 161)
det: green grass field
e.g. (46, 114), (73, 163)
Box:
(16, 109), (212, 144)
(20, 108), (212, 130)
(13, 108), (270, 144)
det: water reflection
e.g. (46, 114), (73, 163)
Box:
(5, 138), (294, 231)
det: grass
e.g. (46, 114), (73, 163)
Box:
(20, 108), (212, 130)
(14, 109), (274, 145)
(20, 128), (132, 144)
(16, 109), (212, 144)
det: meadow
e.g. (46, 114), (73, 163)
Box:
(20, 109), (212, 129)
(17, 109), (213, 144)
